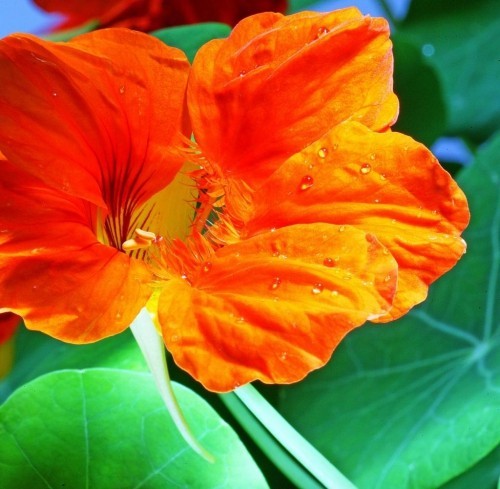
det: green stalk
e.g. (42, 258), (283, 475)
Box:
(234, 384), (357, 489)
(220, 393), (323, 489)
(130, 308), (214, 462)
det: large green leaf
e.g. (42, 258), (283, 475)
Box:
(400, 0), (500, 140)
(0, 369), (269, 489)
(279, 133), (500, 488)
(0, 327), (146, 403)
(151, 23), (231, 62)
(392, 34), (446, 146)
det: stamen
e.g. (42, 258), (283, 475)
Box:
(122, 228), (157, 251)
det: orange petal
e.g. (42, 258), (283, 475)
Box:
(0, 29), (189, 210)
(241, 121), (469, 320)
(189, 9), (398, 187)
(157, 224), (397, 392)
(0, 159), (153, 343)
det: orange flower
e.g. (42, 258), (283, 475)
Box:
(0, 29), (191, 342)
(154, 9), (469, 391)
(0, 9), (469, 394)
(34, 0), (288, 33)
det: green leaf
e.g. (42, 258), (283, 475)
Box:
(440, 443), (500, 489)
(287, 0), (321, 13)
(151, 23), (231, 62)
(0, 327), (147, 403)
(392, 35), (446, 146)
(0, 369), (269, 489)
(400, 0), (500, 140)
(279, 132), (500, 488)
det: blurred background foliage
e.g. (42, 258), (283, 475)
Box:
(0, 0), (498, 487)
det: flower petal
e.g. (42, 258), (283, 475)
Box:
(240, 121), (469, 320)
(189, 9), (398, 186)
(0, 159), (153, 343)
(0, 313), (20, 344)
(157, 224), (397, 392)
(0, 29), (190, 210)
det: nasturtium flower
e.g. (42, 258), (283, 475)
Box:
(34, 0), (288, 33)
(0, 29), (192, 341)
(154, 9), (469, 391)
(0, 8), (469, 394)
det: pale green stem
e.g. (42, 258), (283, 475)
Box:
(130, 308), (214, 462)
(235, 384), (358, 489)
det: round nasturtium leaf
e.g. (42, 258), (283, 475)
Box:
(0, 369), (269, 489)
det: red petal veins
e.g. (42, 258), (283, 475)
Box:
(239, 121), (469, 320)
(188, 9), (398, 188)
(157, 224), (397, 392)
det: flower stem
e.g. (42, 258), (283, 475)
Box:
(130, 308), (214, 462)
(234, 384), (357, 489)
(220, 392), (323, 489)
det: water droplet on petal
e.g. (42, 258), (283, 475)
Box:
(384, 274), (392, 282)
(331, 290), (339, 296)
(239, 70), (247, 77)
(119, 85), (125, 94)
(312, 283), (324, 294)
(316, 26), (329, 38)
(299, 175), (314, 191)
(236, 316), (246, 323)
(51, 91), (58, 97)
(202, 261), (212, 273)
(115, 312), (122, 320)
(317, 147), (328, 159)
(32, 284), (38, 290)
(380, 173), (387, 181)
(279, 351), (288, 361)
(338, 225), (346, 232)
(323, 257), (335, 267)
(270, 277), (281, 290)
(170, 334), (180, 343)
(360, 163), (372, 174)
(369, 153), (376, 160)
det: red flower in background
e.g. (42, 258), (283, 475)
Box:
(34, 0), (288, 32)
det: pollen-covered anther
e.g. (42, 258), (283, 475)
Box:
(122, 228), (157, 251)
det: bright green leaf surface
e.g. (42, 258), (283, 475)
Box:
(401, 0), (500, 140)
(279, 133), (500, 488)
(0, 369), (269, 489)
(151, 23), (231, 62)
(0, 328), (147, 403)
(440, 443), (500, 489)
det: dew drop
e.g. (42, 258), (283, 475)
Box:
(279, 351), (288, 361)
(236, 316), (246, 323)
(317, 147), (328, 159)
(331, 290), (339, 296)
(181, 273), (188, 280)
(338, 225), (346, 232)
(51, 91), (58, 97)
(384, 274), (392, 282)
(374, 198), (380, 203)
(202, 261), (212, 273)
(422, 43), (435, 57)
(316, 26), (329, 38)
(299, 175), (314, 191)
(380, 173), (387, 181)
(323, 257), (337, 267)
(115, 312), (122, 320)
(270, 277), (281, 290)
(312, 283), (324, 294)
(170, 334), (180, 343)
(239, 70), (247, 77)
(360, 163), (372, 174)
(119, 85), (125, 94)
(32, 284), (38, 290)
(369, 153), (376, 160)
